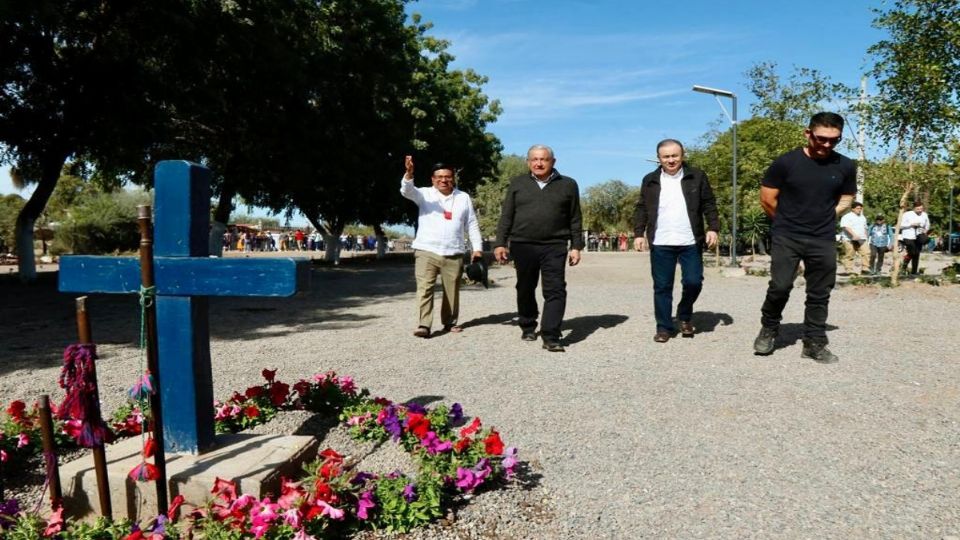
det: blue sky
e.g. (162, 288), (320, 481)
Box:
(1, 0), (886, 218)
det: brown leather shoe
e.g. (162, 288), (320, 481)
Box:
(653, 331), (671, 343)
(413, 326), (431, 338)
(679, 321), (695, 338)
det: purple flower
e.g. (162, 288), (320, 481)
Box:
(0, 499), (21, 529)
(456, 468), (482, 491)
(502, 447), (518, 478)
(382, 406), (402, 441)
(150, 514), (168, 535)
(356, 491), (376, 520)
(421, 431), (453, 455)
(350, 472), (375, 486)
(402, 483), (417, 502)
(449, 403), (464, 425)
(386, 470), (403, 480)
(405, 402), (427, 415)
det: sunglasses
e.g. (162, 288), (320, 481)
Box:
(809, 133), (842, 145)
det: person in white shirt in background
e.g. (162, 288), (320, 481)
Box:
(839, 201), (869, 275)
(899, 200), (931, 275)
(401, 155), (482, 338)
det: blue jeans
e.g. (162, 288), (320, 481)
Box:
(650, 244), (703, 333)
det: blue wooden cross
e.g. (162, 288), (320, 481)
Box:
(59, 161), (309, 454)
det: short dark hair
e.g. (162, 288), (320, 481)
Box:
(876, 214), (885, 220)
(656, 139), (684, 154)
(809, 112), (844, 131)
(913, 200), (923, 207)
(431, 162), (454, 175)
(852, 201), (863, 208)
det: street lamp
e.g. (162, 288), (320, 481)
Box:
(692, 84), (738, 267)
(949, 171), (955, 254)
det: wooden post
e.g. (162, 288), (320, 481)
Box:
(75, 297), (112, 518)
(137, 205), (168, 515)
(37, 395), (62, 509)
(890, 183), (914, 286)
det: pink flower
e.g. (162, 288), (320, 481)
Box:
(293, 529), (317, 540)
(421, 431), (452, 454)
(338, 376), (356, 394)
(1, 449), (7, 462)
(456, 468), (479, 491)
(317, 501), (345, 520)
(502, 447), (519, 477)
(347, 413), (371, 426)
(282, 508), (301, 528)
(17, 433), (29, 448)
(230, 494), (257, 513)
(356, 490), (375, 520)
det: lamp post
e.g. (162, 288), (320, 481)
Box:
(949, 171), (955, 253)
(692, 85), (738, 266)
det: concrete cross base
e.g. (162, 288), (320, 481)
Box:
(59, 433), (319, 521)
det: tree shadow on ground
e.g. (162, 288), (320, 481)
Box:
(0, 258), (419, 376)
(776, 322), (840, 348)
(690, 311), (734, 333)
(563, 314), (629, 345)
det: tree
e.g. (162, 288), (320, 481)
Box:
(746, 61), (856, 127)
(581, 180), (637, 233)
(0, 194), (25, 254)
(472, 154), (528, 237)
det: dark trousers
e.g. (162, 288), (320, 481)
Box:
(869, 244), (888, 273)
(511, 242), (567, 341)
(650, 244), (703, 333)
(903, 239), (921, 274)
(760, 235), (836, 342)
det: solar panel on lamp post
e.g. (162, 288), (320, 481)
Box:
(692, 84), (738, 267)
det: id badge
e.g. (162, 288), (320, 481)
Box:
(444, 210), (453, 220)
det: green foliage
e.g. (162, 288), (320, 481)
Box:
(50, 190), (152, 255)
(740, 207), (771, 255)
(3, 515), (137, 540)
(746, 61), (856, 127)
(582, 180), (638, 233)
(867, 0), (960, 161)
(371, 476), (443, 533)
(472, 154), (529, 237)
(0, 193), (25, 252)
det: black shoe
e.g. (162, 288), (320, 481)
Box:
(753, 326), (778, 355)
(542, 340), (565, 352)
(521, 330), (537, 341)
(801, 341), (839, 364)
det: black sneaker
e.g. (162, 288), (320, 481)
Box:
(521, 330), (537, 341)
(542, 340), (565, 352)
(753, 326), (778, 355)
(801, 341), (839, 364)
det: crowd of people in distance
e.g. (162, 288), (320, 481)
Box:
(222, 229), (395, 253)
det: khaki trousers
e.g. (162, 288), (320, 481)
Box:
(841, 239), (870, 274)
(415, 250), (463, 329)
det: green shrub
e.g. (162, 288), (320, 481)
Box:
(51, 190), (152, 255)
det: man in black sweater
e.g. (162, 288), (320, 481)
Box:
(494, 145), (584, 352)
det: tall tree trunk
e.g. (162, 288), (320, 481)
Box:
(15, 153), (67, 282)
(208, 181), (237, 257)
(890, 182), (915, 286)
(373, 223), (387, 259)
(301, 208), (342, 264)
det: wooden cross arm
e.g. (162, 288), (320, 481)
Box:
(59, 256), (310, 297)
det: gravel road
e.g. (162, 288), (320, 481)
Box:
(2, 252), (959, 539)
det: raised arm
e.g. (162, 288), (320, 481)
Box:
(400, 155), (423, 204)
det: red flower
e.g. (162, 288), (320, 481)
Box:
(269, 382), (289, 406)
(230, 392), (246, 403)
(262, 368), (277, 382)
(483, 430), (504, 456)
(243, 406), (260, 419)
(245, 386), (266, 399)
(454, 437), (473, 453)
(406, 413), (430, 439)
(314, 481), (337, 503)
(44, 506), (65, 536)
(460, 417), (482, 438)
(211, 477), (238, 503)
(168, 494), (185, 519)
(123, 531), (144, 540)
(6, 400), (27, 421)
(143, 437), (156, 458)
(293, 381), (311, 396)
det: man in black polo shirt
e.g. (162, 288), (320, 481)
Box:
(494, 144), (584, 352)
(754, 112), (856, 363)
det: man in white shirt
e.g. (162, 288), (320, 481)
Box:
(899, 200), (931, 275)
(839, 201), (869, 275)
(633, 139), (720, 343)
(401, 156), (483, 338)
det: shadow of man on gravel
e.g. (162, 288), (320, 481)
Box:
(777, 322), (839, 348)
(562, 314), (629, 345)
(459, 312), (516, 329)
(690, 311), (734, 333)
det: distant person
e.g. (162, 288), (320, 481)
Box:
(633, 139), (720, 342)
(494, 144), (584, 352)
(753, 112), (856, 364)
(899, 201), (930, 275)
(839, 201), (869, 275)
(868, 214), (893, 274)
(401, 156), (482, 338)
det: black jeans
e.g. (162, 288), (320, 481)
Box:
(511, 242), (567, 341)
(760, 235), (836, 342)
(903, 239), (921, 274)
(869, 244), (888, 274)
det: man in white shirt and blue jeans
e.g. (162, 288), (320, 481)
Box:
(401, 156), (482, 338)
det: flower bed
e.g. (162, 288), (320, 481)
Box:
(0, 370), (518, 538)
